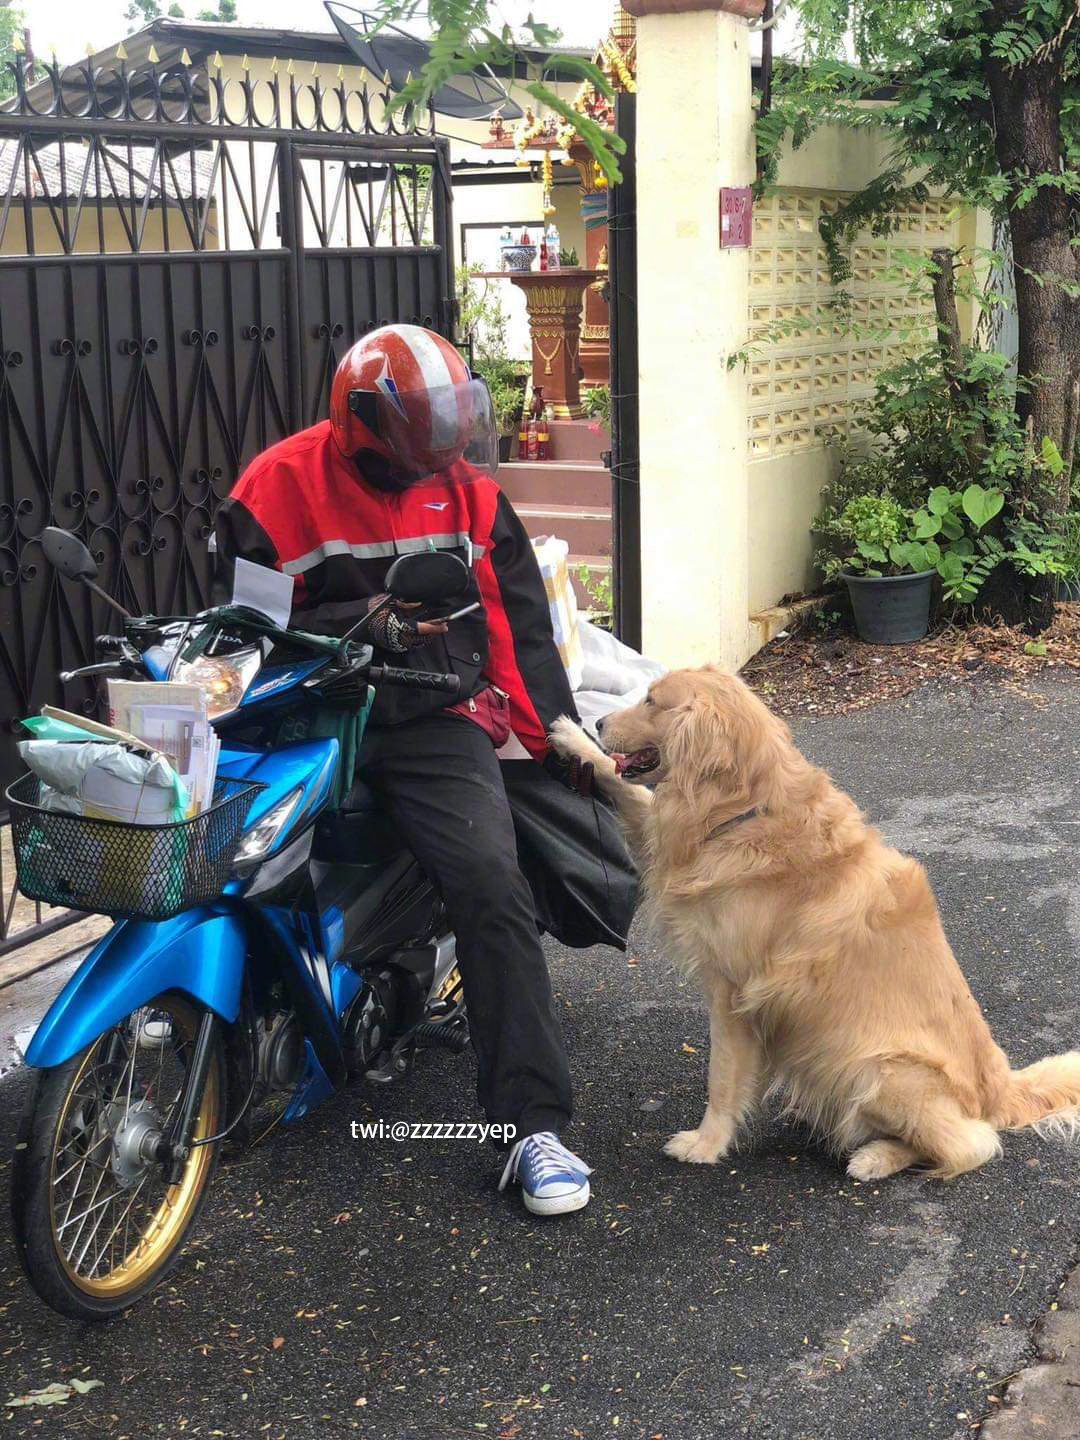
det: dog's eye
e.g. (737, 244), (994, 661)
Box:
(644, 695), (654, 706)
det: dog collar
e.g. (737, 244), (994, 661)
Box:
(706, 807), (761, 841)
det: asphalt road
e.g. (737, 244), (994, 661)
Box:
(1, 675), (1078, 1440)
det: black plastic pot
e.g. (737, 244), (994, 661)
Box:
(498, 432), (514, 463)
(843, 569), (934, 644)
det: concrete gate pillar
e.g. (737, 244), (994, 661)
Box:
(625, 0), (761, 670)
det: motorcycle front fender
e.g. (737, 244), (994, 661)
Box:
(24, 906), (246, 1070)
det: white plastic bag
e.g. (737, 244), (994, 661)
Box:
(18, 740), (188, 823)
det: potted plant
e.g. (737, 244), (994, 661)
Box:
(558, 246), (579, 269)
(486, 369), (527, 461)
(457, 268), (528, 458)
(829, 495), (937, 643)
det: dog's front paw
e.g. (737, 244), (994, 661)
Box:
(548, 715), (616, 774)
(663, 1128), (729, 1165)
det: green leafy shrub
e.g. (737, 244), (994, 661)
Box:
(814, 348), (1068, 607)
(583, 384), (611, 431)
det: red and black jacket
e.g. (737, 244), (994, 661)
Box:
(213, 421), (577, 760)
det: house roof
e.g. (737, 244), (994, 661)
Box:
(76, 17), (592, 81)
(0, 136), (217, 201)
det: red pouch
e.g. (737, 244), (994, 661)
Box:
(448, 684), (512, 747)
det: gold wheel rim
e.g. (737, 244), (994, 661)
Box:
(48, 995), (220, 1299)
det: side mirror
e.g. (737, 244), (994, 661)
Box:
(41, 527), (99, 583)
(385, 550), (470, 604)
(39, 526), (132, 620)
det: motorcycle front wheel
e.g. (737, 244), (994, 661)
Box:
(11, 992), (225, 1321)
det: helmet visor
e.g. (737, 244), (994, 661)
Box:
(347, 377), (498, 481)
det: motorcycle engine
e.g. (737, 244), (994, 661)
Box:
(342, 969), (403, 1074)
(257, 1012), (305, 1091)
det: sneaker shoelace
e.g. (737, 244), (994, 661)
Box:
(498, 1130), (594, 1192)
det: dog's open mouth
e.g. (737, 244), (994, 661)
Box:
(613, 745), (661, 779)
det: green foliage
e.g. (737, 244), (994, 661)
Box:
(583, 384), (611, 430)
(558, 246), (579, 266)
(1057, 510), (1080, 584)
(359, 3), (625, 183)
(767, 1), (1080, 208)
(456, 265), (527, 433)
(814, 345), (1068, 604)
(576, 563), (613, 615)
(0, 7), (23, 103)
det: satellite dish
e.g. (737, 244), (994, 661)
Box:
(325, 3), (523, 122)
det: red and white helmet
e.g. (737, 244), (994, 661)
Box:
(329, 323), (496, 482)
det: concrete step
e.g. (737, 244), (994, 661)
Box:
(548, 419), (609, 464)
(516, 502), (613, 558)
(500, 460), (611, 509)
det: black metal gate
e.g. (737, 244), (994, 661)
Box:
(0, 53), (453, 955)
(608, 94), (639, 650)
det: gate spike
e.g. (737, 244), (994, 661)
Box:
(286, 58), (295, 75)
(85, 42), (95, 57)
(115, 41), (128, 60)
(147, 43), (160, 64)
(337, 63), (345, 81)
(12, 31), (24, 53)
(311, 61), (320, 77)
(211, 50), (224, 70)
(180, 47), (191, 66)
(240, 53), (250, 72)
(383, 69), (392, 87)
(270, 55), (279, 74)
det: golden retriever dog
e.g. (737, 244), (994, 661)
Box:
(550, 667), (1080, 1180)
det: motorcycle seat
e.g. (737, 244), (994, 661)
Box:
(312, 775), (404, 864)
(338, 777), (380, 814)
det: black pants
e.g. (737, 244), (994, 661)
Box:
(357, 712), (572, 1142)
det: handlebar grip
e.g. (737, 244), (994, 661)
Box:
(369, 665), (461, 694)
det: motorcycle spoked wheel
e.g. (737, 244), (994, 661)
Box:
(11, 992), (225, 1322)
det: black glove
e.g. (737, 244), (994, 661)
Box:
(364, 595), (433, 653)
(542, 749), (596, 798)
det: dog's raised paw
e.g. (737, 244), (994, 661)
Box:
(663, 1129), (727, 1165)
(548, 715), (613, 770)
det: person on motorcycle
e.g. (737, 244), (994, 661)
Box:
(214, 323), (594, 1216)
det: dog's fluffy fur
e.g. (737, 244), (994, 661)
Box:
(550, 668), (1080, 1180)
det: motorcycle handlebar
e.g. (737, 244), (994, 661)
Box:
(369, 665), (461, 694)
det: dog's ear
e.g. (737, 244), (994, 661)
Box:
(664, 686), (740, 789)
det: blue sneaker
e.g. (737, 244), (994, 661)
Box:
(498, 1131), (593, 1215)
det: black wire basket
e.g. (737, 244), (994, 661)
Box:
(6, 773), (264, 921)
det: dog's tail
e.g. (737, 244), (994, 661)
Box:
(990, 1051), (1080, 1141)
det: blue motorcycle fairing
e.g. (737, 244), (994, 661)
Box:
(240, 659), (328, 707)
(24, 907), (246, 1069)
(218, 738), (338, 839)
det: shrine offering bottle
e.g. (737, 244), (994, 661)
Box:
(526, 416), (539, 461)
(518, 410), (529, 457)
(537, 407), (550, 461)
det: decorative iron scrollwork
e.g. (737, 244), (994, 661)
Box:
(120, 338), (159, 356)
(316, 322), (345, 339)
(184, 330), (220, 347)
(244, 325), (276, 342)
(52, 338), (92, 357)
(3, 350), (22, 368)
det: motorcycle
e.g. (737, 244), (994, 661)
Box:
(9, 527), (471, 1322)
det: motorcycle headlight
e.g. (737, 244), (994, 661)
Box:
(172, 648), (263, 720)
(233, 786), (304, 865)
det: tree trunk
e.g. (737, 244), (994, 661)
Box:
(984, 30), (1080, 516)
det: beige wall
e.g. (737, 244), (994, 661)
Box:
(0, 204), (213, 256)
(744, 127), (972, 620)
(636, 7), (756, 671)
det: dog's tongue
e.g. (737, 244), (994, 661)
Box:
(612, 753), (630, 775)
